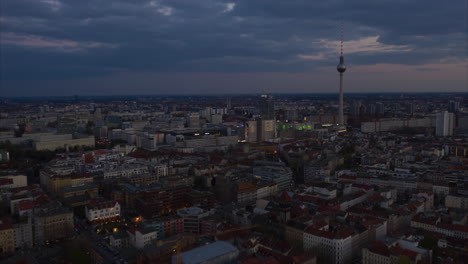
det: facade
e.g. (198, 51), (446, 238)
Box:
(135, 185), (190, 218)
(256, 182), (278, 199)
(237, 181), (257, 204)
(34, 136), (95, 151)
(362, 242), (391, 264)
(0, 218), (15, 256)
(257, 119), (276, 142)
(435, 223), (468, 239)
(436, 111), (454, 137)
(128, 227), (158, 249)
(59, 182), (98, 207)
(253, 164), (293, 192)
(285, 222), (306, 249)
(303, 226), (353, 264)
(177, 207), (210, 234)
(445, 195), (468, 209)
(410, 214), (440, 232)
(13, 219), (33, 249)
(259, 94), (275, 120)
(0, 175), (27, 188)
(109, 232), (129, 249)
(361, 118), (434, 133)
(103, 165), (149, 179)
(33, 206), (74, 245)
(162, 215), (184, 238)
(362, 241), (422, 264)
(136, 132), (157, 151)
(42, 172), (94, 195)
(85, 199), (120, 223)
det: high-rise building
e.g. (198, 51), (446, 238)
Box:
(449, 100), (460, 113)
(261, 119), (277, 142)
(367, 104), (376, 116)
(245, 119), (276, 143)
(392, 103), (400, 114)
(259, 94), (275, 120)
(376, 102), (385, 116)
(405, 102), (414, 115)
(186, 113), (200, 128)
(226, 97), (232, 110)
(351, 101), (361, 117)
(436, 111), (455, 137)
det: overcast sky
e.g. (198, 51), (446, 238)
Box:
(1, 0), (467, 96)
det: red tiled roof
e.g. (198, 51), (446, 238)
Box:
(368, 241), (390, 257)
(18, 200), (36, 211)
(87, 199), (118, 210)
(390, 245), (418, 260)
(304, 225), (352, 240)
(0, 178), (13, 185)
(0, 217), (13, 231)
(94, 150), (112, 155)
(278, 191), (291, 202)
(437, 223), (468, 233)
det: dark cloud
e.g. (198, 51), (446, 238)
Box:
(0, 0), (466, 94)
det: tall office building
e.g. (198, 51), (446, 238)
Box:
(259, 94), (275, 120)
(405, 102), (414, 115)
(449, 100), (460, 113)
(245, 119), (276, 143)
(187, 113), (200, 128)
(436, 111), (455, 137)
(226, 97), (232, 110)
(257, 119), (276, 143)
(351, 101), (361, 117)
(376, 102), (385, 116)
(367, 104), (376, 116)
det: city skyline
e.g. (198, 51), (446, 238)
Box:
(1, 0), (467, 96)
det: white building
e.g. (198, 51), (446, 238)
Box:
(85, 199), (120, 223)
(436, 223), (468, 240)
(103, 165), (149, 179)
(128, 227), (158, 249)
(14, 219), (33, 249)
(256, 182), (278, 199)
(109, 232), (129, 249)
(303, 226), (353, 264)
(0, 175), (28, 188)
(436, 111), (454, 137)
(136, 133), (157, 151)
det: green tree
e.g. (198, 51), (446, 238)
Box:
(419, 236), (438, 250)
(397, 256), (411, 264)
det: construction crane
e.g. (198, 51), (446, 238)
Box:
(159, 224), (259, 264)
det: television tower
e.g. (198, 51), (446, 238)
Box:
(337, 23), (346, 127)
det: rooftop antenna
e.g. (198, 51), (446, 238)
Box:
(340, 21), (344, 56)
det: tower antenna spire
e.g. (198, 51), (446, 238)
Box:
(340, 21), (344, 56)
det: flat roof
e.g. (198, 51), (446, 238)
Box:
(177, 241), (238, 264)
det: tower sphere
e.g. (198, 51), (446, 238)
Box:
(337, 55), (346, 73)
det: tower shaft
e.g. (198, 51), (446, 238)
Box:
(338, 72), (344, 126)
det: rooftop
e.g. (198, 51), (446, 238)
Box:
(178, 241), (238, 264)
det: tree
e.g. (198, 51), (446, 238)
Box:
(396, 256), (411, 264)
(419, 236), (438, 250)
(63, 240), (90, 264)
